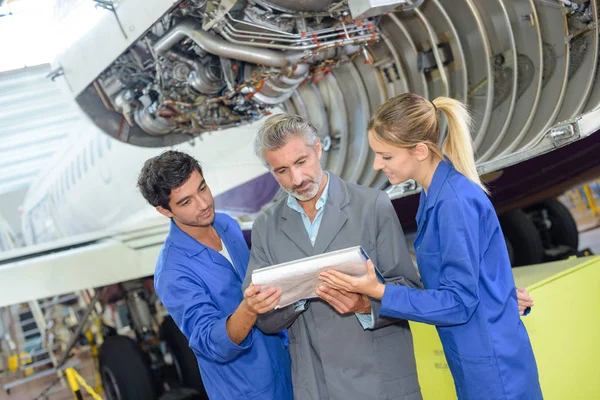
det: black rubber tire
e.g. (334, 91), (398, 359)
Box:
(499, 209), (545, 267)
(159, 316), (208, 398)
(99, 335), (158, 400)
(535, 198), (579, 250)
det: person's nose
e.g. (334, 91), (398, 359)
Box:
(373, 156), (384, 171)
(291, 167), (304, 186)
(196, 195), (209, 210)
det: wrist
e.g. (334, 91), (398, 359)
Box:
(370, 283), (385, 300)
(358, 295), (372, 314)
(241, 300), (258, 317)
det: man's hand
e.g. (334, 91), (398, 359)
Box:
(316, 286), (372, 315)
(516, 287), (534, 315)
(243, 283), (282, 315)
(226, 283), (282, 345)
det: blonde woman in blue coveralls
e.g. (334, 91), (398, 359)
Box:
(319, 93), (543, 400)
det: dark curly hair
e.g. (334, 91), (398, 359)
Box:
(137, 150), (203, 210)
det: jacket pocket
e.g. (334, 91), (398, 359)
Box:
(373, 327), (417, 381)
(443, 345), (505, 400)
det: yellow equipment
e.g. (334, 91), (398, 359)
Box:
(65, 367), (103, 400)
(7, 353), (33, 376)
(411, 256), (600, 400)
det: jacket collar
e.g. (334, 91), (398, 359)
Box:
(280, 172), (349, 256)
(416, 158), (453, 229)
(287, 171), (330, 214)
(423, 158), (452, 212)
(166, 213), (232, 258)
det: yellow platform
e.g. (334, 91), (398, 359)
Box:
(411, 255), (600, 400)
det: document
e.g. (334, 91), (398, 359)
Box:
(252, 246), (369, 308)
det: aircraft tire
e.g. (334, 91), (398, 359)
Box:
(534, 198), (579, 250)
(160, 316), (208, 399)
(499, 209), (545, 267)
(99, 335), (158, 400)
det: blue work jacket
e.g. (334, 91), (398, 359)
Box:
(381, 160), (543, 400)
(154, 214), (292, 400)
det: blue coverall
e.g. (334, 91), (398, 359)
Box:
(155, 214), (292, 400)
(380, 160), (543, 400)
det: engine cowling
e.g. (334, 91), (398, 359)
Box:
(52, 0), (599, 189)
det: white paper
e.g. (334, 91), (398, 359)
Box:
(252, 246), (369, 308)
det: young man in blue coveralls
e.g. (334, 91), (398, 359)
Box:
(137, 150), (292, 400)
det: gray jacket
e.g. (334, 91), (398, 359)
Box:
(243, 173), (424, 400)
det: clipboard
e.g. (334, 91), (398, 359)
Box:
(252, 246), (370, 308)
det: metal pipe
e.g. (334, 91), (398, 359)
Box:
(222, 22), (371, 44)
(154, 19), (307, 67)
(225, 12), (364, 38)
(219, 28), (376, 51)
(226, 12), (299, 37)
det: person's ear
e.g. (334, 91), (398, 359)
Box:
(156, 205), (174, 218)
(315, 138), (322, 160)
(413, 143), (430, 162)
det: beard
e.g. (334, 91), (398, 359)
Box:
(285, 173), (323, 202)
(174, 206), (215, 227)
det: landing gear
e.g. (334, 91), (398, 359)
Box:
(499, 209), (545, 267)
(527, 198), (579, 251)
(500, 198), (582, 267)
(159, 317), (207, 398)
(97, 281), (208, 400)
(99, 335), (158, 400)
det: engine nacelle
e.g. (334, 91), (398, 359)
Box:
(52, 0), (598, 194)
(52, 0), (405, 147)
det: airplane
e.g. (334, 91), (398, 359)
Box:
(0, 214), (17, 251)
(45, 0), (600, 264)
(2, 0), (600, 398)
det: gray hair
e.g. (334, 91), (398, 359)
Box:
(254, 113), (319, 165)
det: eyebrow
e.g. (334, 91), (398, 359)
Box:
(175, 179), (206, 205)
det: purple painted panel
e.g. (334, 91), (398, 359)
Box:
(214, 172), (280, 215)
(488, 132), (600, 208)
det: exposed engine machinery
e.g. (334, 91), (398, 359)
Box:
(57, 0), (598, 188)
(77, 0), (410, 145)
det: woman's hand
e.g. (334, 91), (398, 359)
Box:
(319, 260), (385, 300)
(516, 287), (534, 315)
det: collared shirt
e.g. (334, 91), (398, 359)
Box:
(154, 214), (292, 400)
(286, 172), (331, 247)
(287, 172), (374, 329)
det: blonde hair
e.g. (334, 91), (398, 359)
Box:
(368, 93), (488, 194)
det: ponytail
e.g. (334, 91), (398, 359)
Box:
(433, 97), (488, 194)
(369, 93), (488, 195)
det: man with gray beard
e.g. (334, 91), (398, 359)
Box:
(243, 113), (424, 400)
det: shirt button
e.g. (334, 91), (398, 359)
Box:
(311, 237), (316, 242)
